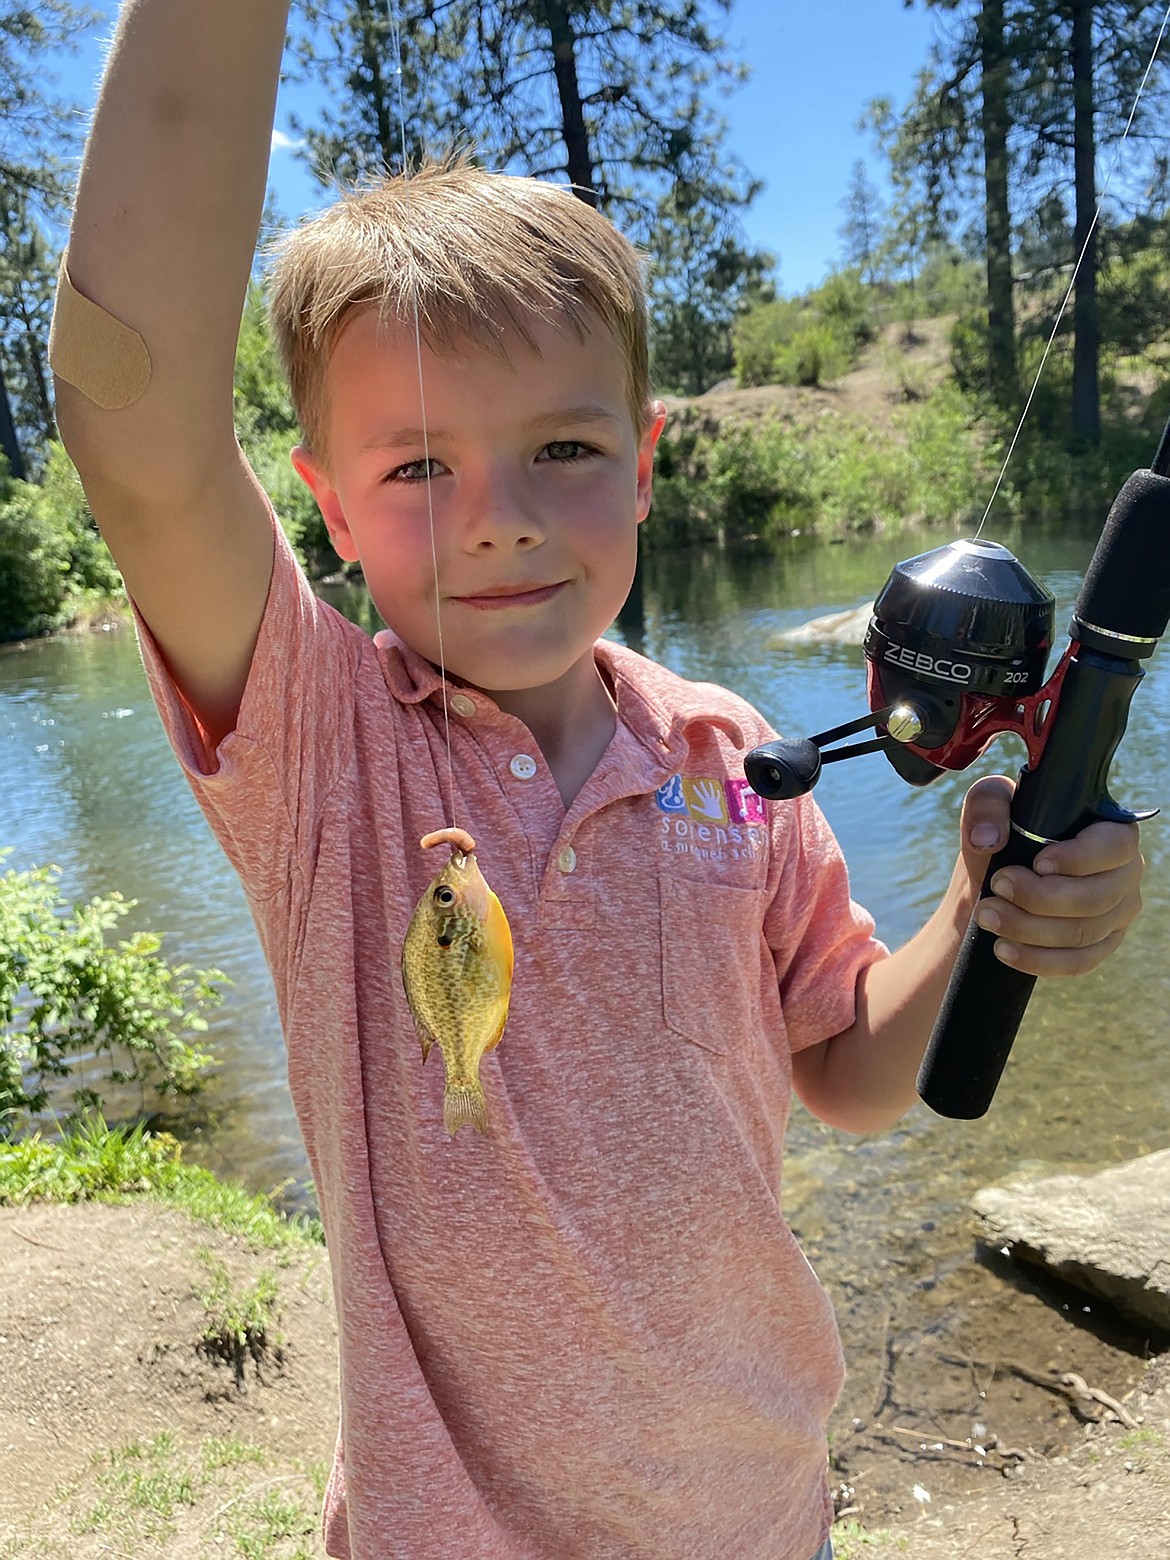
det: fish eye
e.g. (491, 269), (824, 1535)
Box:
(434, 885), (456, 906)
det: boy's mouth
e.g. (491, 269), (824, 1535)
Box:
(451, 581), (567, 610)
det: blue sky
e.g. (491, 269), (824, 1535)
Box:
(45, 0), (939, 295)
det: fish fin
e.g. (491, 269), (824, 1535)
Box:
(444, 1082), (488, 1136)
(485, 889), (515, 983)
(408, 1013), (438, 1063)
(483, 1004), (509, 1056)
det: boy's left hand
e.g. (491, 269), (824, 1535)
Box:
(958, 775), (1145, 977)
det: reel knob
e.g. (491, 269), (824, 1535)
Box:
(744, 737), (822, 800)
(885, 704), (925, 743)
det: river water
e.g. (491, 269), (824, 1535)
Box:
(3, 518), (1168, 1458)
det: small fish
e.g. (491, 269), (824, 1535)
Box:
(401, 827), (514, 1135)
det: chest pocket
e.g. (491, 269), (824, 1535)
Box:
(658, 873), (767, 1054)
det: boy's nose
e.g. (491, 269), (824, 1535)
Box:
(462, 470), (546, 551)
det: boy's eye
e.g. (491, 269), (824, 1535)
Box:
(539, 440), (594, 463)
(385, 457), (444, 483)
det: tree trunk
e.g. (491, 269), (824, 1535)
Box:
(1069, 0), (1101, 444)
(0, 365), (26, 483)
(979, 0), (1017, 406)
(535, 1), (599, 204)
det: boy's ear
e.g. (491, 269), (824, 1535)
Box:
(290, 444), (360, 562)
(635, 401), (668, 524)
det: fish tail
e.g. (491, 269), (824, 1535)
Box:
(444, 1081), (488, 1136)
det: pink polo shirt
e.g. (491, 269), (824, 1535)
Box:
(137, 508), (886, 1560)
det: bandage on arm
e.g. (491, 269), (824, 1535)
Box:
(50, 0), (291, 747)
(49, 255), (152, 410)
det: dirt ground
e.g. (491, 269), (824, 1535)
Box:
(2, 1199), (1168, 1558)
(823, 1248), (1170, 1558)
(662, 315), (957, 438)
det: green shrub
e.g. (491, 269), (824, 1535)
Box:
(0, 852), (226, 1129)
(0, 442), (123, 640)
(647, 383), (991, 547)
(771, 320), (856, 387)
(0, 1114), (324, 1246)
(731, 298), (803, 386)
(732, 272), (874, 388)
(233, 279), (340, 576)
(0, 482), (72, 636)
(237, 415), (340, 576)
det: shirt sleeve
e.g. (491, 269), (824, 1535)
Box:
(764, 792), (889, 1054)
(133, 500), (372, 903)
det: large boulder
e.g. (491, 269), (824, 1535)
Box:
(972, 1150), (1170, 1332)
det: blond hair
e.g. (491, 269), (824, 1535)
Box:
(262, 159), (651, 473)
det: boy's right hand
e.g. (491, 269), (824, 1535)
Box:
(957, 776), (1143, 978)
(53, 1), (292, 747)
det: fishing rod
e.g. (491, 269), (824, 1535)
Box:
(744, 421), (1170, 1118)
(742, 1), (1170, 1121)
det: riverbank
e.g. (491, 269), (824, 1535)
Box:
(10, 310), (1155, 645)
(3, 1183), (1166, 1558)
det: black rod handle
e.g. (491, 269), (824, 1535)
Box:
(919, 645), (1145, 1118)
(916, 828), (1040, 1118)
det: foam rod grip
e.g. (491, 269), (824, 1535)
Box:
(917, 830), (1041, 1119)
(1076, 470), (1170, 641)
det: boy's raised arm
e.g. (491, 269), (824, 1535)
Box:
(53, 0), (292, 747)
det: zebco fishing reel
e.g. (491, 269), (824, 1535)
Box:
(745, 423), (1170, 1121)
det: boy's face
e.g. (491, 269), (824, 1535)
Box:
(291, 307), (665, 698)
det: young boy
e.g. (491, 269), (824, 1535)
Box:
(50, 5), (1143, 1557)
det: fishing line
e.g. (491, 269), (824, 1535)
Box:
(974, 0), (1170, 538)
(388, 0), (458, 829)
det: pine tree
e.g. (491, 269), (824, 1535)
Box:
(0, 1), (99, 480)
(286, 0), (769, 392)
(875, 0), (1170, 439)
(839, 160), (886, 285)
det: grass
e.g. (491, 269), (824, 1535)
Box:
(196, 1250), (284, 1386)
(1119, 1426), (1165, 1452)
(59, 1433), (326, 1558)
(76, 1432), (199, 1540)
(0, 1118), (332, 1557)
(0, 1114), (323, 1251)
(831, 1519), (908, 1556)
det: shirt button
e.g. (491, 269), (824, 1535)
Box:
(449, 694), (477, 717)
(509, 753), (538, 780)
(557, 846), (577, 874)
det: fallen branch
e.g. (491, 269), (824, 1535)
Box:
(940, 1353), (1139, 1429)
(885, 1423), (1027, 1471)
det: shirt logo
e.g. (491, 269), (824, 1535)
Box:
(655, 774), (766, 825)
(725, 778), (766, 825)
(654, 774), (688, 814)
(655, 774), (768, 865)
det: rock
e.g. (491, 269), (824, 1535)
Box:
(768, 603), (873, 647)
(972, 1150), (1170, 1332)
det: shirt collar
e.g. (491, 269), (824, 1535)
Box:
(372, 629), (746, 771)
(596, 638), (747, 762)
(373, 627), (450, 705)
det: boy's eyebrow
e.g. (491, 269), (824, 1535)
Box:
(356, 404), (623, 455)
